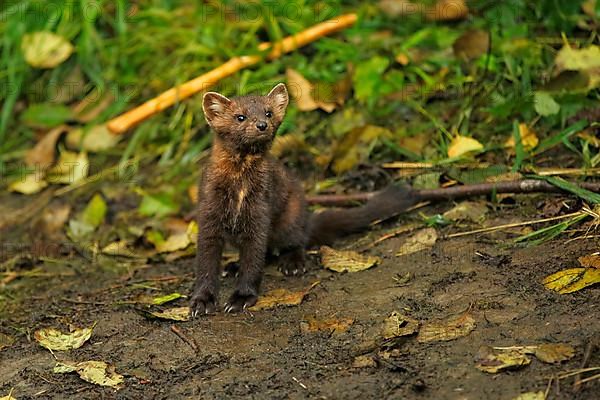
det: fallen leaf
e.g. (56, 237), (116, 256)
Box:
(138, 191), (179, 218)
(54, 360), (123, 387)
(249, 281), (320, 311)
(417, 312), (475, 343)
(505, 123), (539, 151)
(301, 316), (354, 334)
(378, 0), (421, 17)
(34, 325), (94, 351)
(381, 311), (419, 339)
(147, 307), (190, 321)
(25, 125), (69, 168)
(475, 346), (531, 373)
(426, 0), (469, 21)
(396, 228), (437, 256)
(270, 133), (311, 158)
(152, 293), (185, 306)
(286, 69), (337, 112)
(66, 124), (121, 152)
(332, 125), (392, 173)
(443, 201), (487, 222)
(555, 45), (600, 72)
(38, 203), (71, 235)
(320, 246), (380, 273)
(0, 392), (17, 400)
(453, 29), (489, 60)
(46, 150), (89, 184)
(513, 392), (545, 400)
(188, 184), (199, 204)
(352, 355), (377, 368)
(533, 91), (560, 117)
(101, 240), (138, 258)
(8, 173), (48, 195)
(22, 31), (74, 68)
(532, 343), (575, 363)
(0, 332), (15, 351)
(447, 135), (483, 158)
(73, 90), (115, 123)
(543, 267), (600, 294)
(577, 253), (600, 269)
(81, 194), (107, 228)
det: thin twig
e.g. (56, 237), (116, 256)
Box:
(170, 325), (198, 352)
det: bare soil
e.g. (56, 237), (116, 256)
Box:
(1, 196), (599, 400)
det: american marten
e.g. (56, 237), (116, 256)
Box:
(190, 83), (414, 316)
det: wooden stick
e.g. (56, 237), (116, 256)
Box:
(306, 179), (600, 206)
(107, 13), (358, 134)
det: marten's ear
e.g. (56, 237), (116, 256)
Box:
(267, 83), (289, 118)
(203, 92), (232, 121)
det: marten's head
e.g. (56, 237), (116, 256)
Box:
(202, 83), (289, 154)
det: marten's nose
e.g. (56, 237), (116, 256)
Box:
(256, 121), (268, 131)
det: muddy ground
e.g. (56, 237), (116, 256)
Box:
(1, 193), (599, 400)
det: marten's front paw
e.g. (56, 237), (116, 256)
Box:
(190, 287), (217, 317)
(224, 290), (258, 313)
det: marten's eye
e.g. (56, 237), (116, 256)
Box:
(265, 111), (273, 118)
(236, 115), (246, 122)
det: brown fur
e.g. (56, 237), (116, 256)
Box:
(190, 84), (415, 316)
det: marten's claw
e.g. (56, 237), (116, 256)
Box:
(225, 291), (257, 313)
(189, 288), (217, 317)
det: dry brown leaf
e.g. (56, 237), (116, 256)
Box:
(453, 29), (490, 60)
(286, 68), (337, 112)
(54, 360), (123, 387)
(38, 203), (71, 235)
(320, 246), (380, 273)
(426, 0), (469, 21)
(417, 312), (475, 343)
(396, 228), (437, 257)
(25, 125), (69, 168)
(443, 201), (488, 222)
(543, 267), (600, 294)
(301, 316), (354, 334)
(34, 325), (94, 351)
(382, 311), (419, 339)
(532, 343), (575, 363)
(475, 346), (531, 373)
(378, 0), (422, 17)
(352, 355), (377, 368)
(249, 281), (320, 311)
(0, 333), (15, 351)
(578, 253), (600, 269)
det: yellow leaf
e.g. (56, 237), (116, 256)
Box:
(417, 312), (475, 343)
(555, 45), (600, 72)
(46, 150), (89, 184)
(320, 246), (380, 273)
(22, 31), (74, 69)
(249, 281), (319, 311)
(34, 325), (94, 351)
(66, 124), (121, 152)
(447, 135), (483, 158)
(443, 201), (488, 222)
(505, 123), (539, 151)
(8, 173), (48, 195)
(54, 361), (123, 387)
(513, 392), (545, 400)
(332, 125), (392, 173)
(148, 307), (190, 321)
(396, 228), (437, 256)
(542, 267), (600, 294)
(475, 346), (531, 373)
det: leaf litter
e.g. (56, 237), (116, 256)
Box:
(34, 324), (95, 351)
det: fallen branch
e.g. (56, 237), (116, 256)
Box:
(107, 13), (358, 134)
(306, 179), (600, 206)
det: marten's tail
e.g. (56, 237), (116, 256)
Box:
(307, 185), (417, 246)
